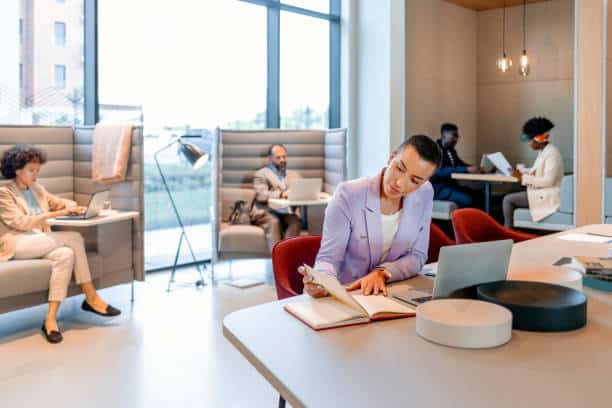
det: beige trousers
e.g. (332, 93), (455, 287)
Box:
(13, 231), (92, 302)
(253, 211), (301, 252)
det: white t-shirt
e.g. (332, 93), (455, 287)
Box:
(380, 210), (402, 263)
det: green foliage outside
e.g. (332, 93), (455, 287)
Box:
(144, 162), (212, 230)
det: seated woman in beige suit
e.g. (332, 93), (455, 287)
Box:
(0, 145), (121, 344)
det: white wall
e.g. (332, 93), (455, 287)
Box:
(405, 0), (478, 163)
(477, 0), (574, 171)
(348, 0), (405, 178)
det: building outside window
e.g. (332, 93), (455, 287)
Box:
(54, 21), (66, 47)
(54, 64), (66, 89)
(0, 1), (84, 126)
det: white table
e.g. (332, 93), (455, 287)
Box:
(451, 173), (519, 213)
(268, 193), (332, 234)
(47, 210), (139, 227)
(267, 192), (332, 210)
(223, 225), (612, 408)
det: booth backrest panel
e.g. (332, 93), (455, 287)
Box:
(324, 128), (348, 193)
(0, 126), (75, 200)
(217, 129), (347, 192)
(73, 125), (144, 279)
(559, 174), (574, 214)
(218, 130), (327, 189)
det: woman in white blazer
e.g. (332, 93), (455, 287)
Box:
(503, 117), (564, 228)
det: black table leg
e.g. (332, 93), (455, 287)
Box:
(484, 182), (491, 213)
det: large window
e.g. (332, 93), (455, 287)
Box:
(0, 0), (84, 126)
(280, 11), (330, 128)
(242, 0), (341, 129)
(99, 0), (268, 270)
(97, 0), (340, 271)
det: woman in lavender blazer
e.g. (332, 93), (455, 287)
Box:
(305, 135), (442, 297)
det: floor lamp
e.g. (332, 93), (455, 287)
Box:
(154, 135), (210, 292)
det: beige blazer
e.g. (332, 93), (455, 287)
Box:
(0, 181), (76, 261)
(521, 143), (564, 222)
(252, 166), (301, 215)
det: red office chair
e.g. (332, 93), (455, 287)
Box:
(451, 208), (537, 244)
(271, 235), (322, 300)
(428, 223), (456, 263)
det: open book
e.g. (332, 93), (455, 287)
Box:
(284, 265), (416, 331)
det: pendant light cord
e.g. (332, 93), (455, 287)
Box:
(523, 0), (527, 51)
(502, 0), (506, 55)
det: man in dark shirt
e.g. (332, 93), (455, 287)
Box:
(430, 123), (481, 208)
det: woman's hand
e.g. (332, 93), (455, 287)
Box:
(67, 205), (87, 215)
(346, 268), (388, 296)
(298, 266), (328, 298)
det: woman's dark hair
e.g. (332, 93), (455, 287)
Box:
(396, 135), (442, 168)
(0, 144), (47, 179)
(522, 117), (555, 138)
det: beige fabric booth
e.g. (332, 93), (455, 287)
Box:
(0, 125), (144, 314)
(213, 128), (348, 275)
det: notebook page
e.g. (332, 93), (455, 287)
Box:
(352, 294), (416, 318)
(302, 265), (366, 315)
(285, 297), (366, 328)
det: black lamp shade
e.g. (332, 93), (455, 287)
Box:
(179, 140), (209, 170)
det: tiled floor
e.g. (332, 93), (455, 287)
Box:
(0, 260), (286, 408)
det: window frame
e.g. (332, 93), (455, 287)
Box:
(240, 0), (341, 128)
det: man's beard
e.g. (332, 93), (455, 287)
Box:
(275, 163), (286, 172)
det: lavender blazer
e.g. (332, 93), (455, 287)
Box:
(314, 170), (433, 284)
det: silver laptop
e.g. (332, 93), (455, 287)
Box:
(393, 239), (513, 306)
(56, 190), (110, 220)
(287, 178), (322, 201)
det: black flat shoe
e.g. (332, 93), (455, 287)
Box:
(41, 323), (63, 344)
(81, 300), (122, 317)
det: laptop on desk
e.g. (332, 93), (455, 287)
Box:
(56, 190), (110, 220)
(287, 178), (322, 201)
(393, 239), (513, 306)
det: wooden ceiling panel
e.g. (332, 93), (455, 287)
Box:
(445, 0), (551, 11)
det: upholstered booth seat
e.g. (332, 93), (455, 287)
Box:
(432, 200), (458, 220)
(0, 125), (144, 315)
(514, 175), (575, 231)
(0, 260), (53, 298)
(513, 209), (574, 231)
(218, 223), (269, 255)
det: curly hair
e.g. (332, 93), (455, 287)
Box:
(0, 144), (47, 179)
(522, 117), (555, 138)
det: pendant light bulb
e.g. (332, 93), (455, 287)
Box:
(519, 50), (530, 76)
(497, 1), (511, 73)
(497, 53), (512, 73)
(519, 0), (530, 76)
